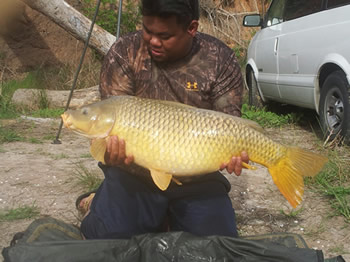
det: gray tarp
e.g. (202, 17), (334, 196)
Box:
(2, 217), (344, 262)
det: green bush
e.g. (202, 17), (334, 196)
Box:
(241, 104), (300, 128)
(0, 72), (42, 119)
(83, 0), (141, 36)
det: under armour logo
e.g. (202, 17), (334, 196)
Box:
(186, 81), (198, 91)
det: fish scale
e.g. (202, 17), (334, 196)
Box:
(61, 95), (328, 208)
(120, 101), (227, 173)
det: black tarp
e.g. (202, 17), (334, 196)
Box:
(2, 217), (345, 262)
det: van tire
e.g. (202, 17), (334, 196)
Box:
(248, 70), (265, 108)
(319, 71), (350, 144)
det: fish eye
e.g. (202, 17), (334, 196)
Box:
(82, 108), (88, 115)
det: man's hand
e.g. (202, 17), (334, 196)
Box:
(220, 151), (249, 176)
(104, 136), (134, 166)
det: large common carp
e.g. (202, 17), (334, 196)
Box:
(61, 96), (328, 208)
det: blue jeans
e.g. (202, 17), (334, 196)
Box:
(81, 164), (238, 239)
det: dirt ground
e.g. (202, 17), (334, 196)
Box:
(0, 116), (349, 261)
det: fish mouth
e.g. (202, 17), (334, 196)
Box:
(60, 112), (94, 138)
(61, 112), (72, 128)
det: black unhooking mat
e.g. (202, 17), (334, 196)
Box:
(2, 217), (345, 262)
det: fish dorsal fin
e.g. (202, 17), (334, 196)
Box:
(90, 138), (107, 164)
(149, 169), (172, 191)
(234, 116), (265, 133)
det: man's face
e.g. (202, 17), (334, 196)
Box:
(142, 15), (198, 63)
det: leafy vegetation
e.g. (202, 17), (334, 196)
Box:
(80, 153), (93, 158)
(52, 153), (70, 160)
(28, 137), (43, 144)
(42, 134), (56, 141)
(0, 72), (40, 119)
(30, 108), (65, 118)
(241, 104), (301, 128)
(38, 59), (101, 91)
(82, 0), (141, 36)
(74, 163), (103, 192)
(232, 45), (247, 68)
(0, 71), (42, 119)
(37, 89), (50, 109)
(0, 125), (23, 143)
(0, 70), (67, 119)
(308, 148), (350, 220)
(0, 203), (40, 221)
(280, 207), (304, 218)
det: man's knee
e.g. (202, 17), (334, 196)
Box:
(169, 194), (238, 237)
(81, 212), (108, 239)
(81, 165), (169, 239)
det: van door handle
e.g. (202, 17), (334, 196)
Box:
(274, 38), (279, 55)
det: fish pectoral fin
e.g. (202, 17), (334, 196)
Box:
(90, 138), (107, 164)
(150, 169), (172, 191)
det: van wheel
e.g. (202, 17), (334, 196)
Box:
(248, 70), (265, 108)
(319, 71), (350, 144)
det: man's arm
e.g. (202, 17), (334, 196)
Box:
(99, 40), (135, 99)
(212, 48), (248, 174)
(212, 50), (243, 117)
(99, 39), (137, 166)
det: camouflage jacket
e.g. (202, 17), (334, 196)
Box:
(100, 30), (243, 117)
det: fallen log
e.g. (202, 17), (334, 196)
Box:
(11, 86), (101, 109)
(22, 0), (116, 55)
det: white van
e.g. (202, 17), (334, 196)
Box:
(243, 0), (350, 143)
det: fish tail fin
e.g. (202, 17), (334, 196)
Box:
(268, 147), (328, 208)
